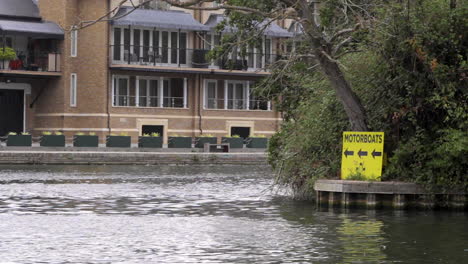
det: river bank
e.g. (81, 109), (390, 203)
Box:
(0, 148), (267, 165)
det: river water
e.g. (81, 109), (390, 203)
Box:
(0, 165), (466, 263)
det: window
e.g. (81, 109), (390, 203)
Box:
(138, 78), (159, 107)
(0, 36), (13, 48)
(70, 73), (77, 107)
(113, 76), (186, 108)
(112, 27), (187, 66)
(113, 76), (130, 106)
(204, 80), (270, 111)
(71, 29), (78, 57)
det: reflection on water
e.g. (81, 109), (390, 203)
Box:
(338, 217), (386, 263)
(0, 165), (466, 263)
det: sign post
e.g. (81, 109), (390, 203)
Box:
(341, 132), (385, 180)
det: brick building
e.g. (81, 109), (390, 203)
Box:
(0, 0), (293, 144)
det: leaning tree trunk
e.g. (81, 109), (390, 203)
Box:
(316, 50), (369, 131)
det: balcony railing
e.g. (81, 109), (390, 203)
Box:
(0, 49), (61, 72)
(110, 44), (278, 71)
(206, 99), (270, 111)
(113, 95), (185, 108)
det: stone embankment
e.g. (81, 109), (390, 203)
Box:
(0, 148), (267, 165)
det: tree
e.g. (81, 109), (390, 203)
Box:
(94, 0), (376, 131)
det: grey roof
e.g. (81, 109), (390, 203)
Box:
(204, 14), (293, 38)
(0, 19), (64, 39)
(112, 7), (209, 31)
(0, 0), (41, 20)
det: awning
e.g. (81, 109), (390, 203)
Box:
(204, 14), (293, 38)
(112, 7), (209, 31)
(0, 20), (64, 39)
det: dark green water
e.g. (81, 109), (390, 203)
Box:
(0, 165), (466, 263)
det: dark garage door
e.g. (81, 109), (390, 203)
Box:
(0, 90), (24, 137)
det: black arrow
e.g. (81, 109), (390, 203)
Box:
(344, 149), (354, 158)
(358, 149), (368, 158)
(372, 149), (382, 158)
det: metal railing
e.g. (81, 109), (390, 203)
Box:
(113, 95), (184, 108)
(0, 49), (61, 72)
(206, 98), (270, 111)
(110, 44), (278, 71)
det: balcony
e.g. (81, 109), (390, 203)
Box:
(110, 44), (278, 73)
(0, 48), (60, 74)
(206, 99), (270, 111)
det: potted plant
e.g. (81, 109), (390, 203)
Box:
(246, 134), (269, 148)
(40, 131), (65, 147)
(74, 132), (99, 147)
(106, 132), (131, 148)
(195, 134), (217, 148)
(221, 134), (244, 149)
(168, 134), (192, 148)
(0, 47), (16, 70)
(138, 132), (163, 148)
(6, 132), (32, 147)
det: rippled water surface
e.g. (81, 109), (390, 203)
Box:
(0, 165), (466, 263)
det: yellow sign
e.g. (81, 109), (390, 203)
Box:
(341, 132), (385, 180)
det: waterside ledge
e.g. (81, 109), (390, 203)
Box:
(314, 180), (467, 210)
(0, 149), (267, 165)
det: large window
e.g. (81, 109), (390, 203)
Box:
(113, 76), (187, 108)
(204, 80), (270, 111)
(112, 27), (188, 66)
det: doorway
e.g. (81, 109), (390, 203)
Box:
(142, 125), (164, 138)
(0, 89), (24, 136)
(231, 127), (251, 139)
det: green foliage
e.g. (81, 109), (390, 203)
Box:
(0, 47), (16, 61)
(265, 0), (468, 198)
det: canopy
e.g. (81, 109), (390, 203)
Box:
(204, 14), (293, 38)
(0, 0), (41, 20)
(112, 7), (209, 31)
(0, 19), (64, 39)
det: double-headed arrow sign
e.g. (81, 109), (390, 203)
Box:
(344, 149), (382, 159)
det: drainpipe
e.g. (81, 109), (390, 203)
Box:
(106, 0), (111, 134)
(198, 74), (203, 135)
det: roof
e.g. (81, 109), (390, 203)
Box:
(0, 0), (41, 20)
(0, 19), (64, 39)
(112, 7), (209, 31)
(204, 14), (293, 38)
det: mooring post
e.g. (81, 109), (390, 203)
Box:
(420, 194), (435, 209)
(367, 193), (376, 209)
(393, 194), (406, 210)
(328, 192), (340, 208)
(341, 193), (350, 208)
(450, 194), (466, 209)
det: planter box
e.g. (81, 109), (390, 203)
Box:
(168, 137), (192, 148)
(106, 136), (131, 148)
(195, 137), (217, 148)
(246, 138), (269, 148)
(138, 137), (163, 148)
(6, 135), (32, 147)
(221, 137), (244, 149)
(40, 135), (65, 147)
(73, 135), (99, 147)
